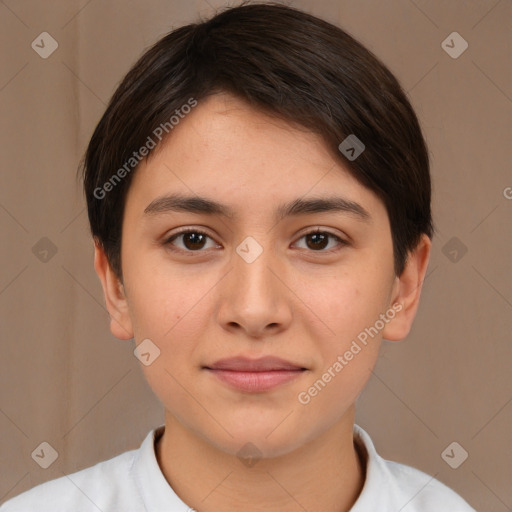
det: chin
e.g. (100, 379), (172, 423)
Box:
(198, 418), (311, 461)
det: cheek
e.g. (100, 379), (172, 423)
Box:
(123, 239), (195, 334)
(296, 273), (386, 415)
(123, 256), (220, 392)
(126, 270), (207, 347)
(297, 265), (390, 345)
(124, 269), (210, 415)
(295, 265), (390, 400)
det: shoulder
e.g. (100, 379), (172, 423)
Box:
(353, 425), (476, 512)
(0, 446), (141, 512)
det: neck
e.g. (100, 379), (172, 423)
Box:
(155, 408), (365, 512)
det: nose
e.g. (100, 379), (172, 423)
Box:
(215, 241), (293, 338)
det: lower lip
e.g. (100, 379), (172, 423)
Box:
(205, 369), (305, 392)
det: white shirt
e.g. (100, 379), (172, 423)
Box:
(0, 424), (476, 511)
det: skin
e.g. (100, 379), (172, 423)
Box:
(94, 92), (431, 511)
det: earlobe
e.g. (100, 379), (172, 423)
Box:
(382, 234), (432, 342)
(93, 240), (134, 340)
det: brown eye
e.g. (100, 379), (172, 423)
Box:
(295, 229), (347, 252)
(166, 230), (218, 251)
(305, 232), (329, 250)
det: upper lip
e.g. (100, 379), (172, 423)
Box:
(205, 356), (306, 372)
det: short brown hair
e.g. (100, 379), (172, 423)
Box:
(81, 1), (434, 279)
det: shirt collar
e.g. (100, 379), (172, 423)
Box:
(350, 424), (392, 511)
(132, 423), (394, 511)
(132, 425), (193, 512)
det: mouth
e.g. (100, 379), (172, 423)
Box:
(204, 355), (307, 372)
(203, 356), (307, 393)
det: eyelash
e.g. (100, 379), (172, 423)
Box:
(164, 227), (348, 254)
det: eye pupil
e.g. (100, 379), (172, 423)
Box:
(184, 232), (207, 250)
(306, 232), (329, 250)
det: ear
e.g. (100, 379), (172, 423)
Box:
(382, 233), (432, 342)
(93, 239), (134, 340)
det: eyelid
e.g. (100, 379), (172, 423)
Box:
(295, 226), (347, 242)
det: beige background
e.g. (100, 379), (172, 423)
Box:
(0, 0), (511, 510)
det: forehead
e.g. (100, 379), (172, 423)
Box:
(125, 93), (387, 225)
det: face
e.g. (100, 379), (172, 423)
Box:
(97, 92), (429, 458)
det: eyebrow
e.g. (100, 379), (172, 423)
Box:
(143, 193), (372, 223)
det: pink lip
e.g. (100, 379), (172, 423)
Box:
(205, 356), (305, 372)
(206, 369), (305, 392)
(204, 356), (307, 393)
